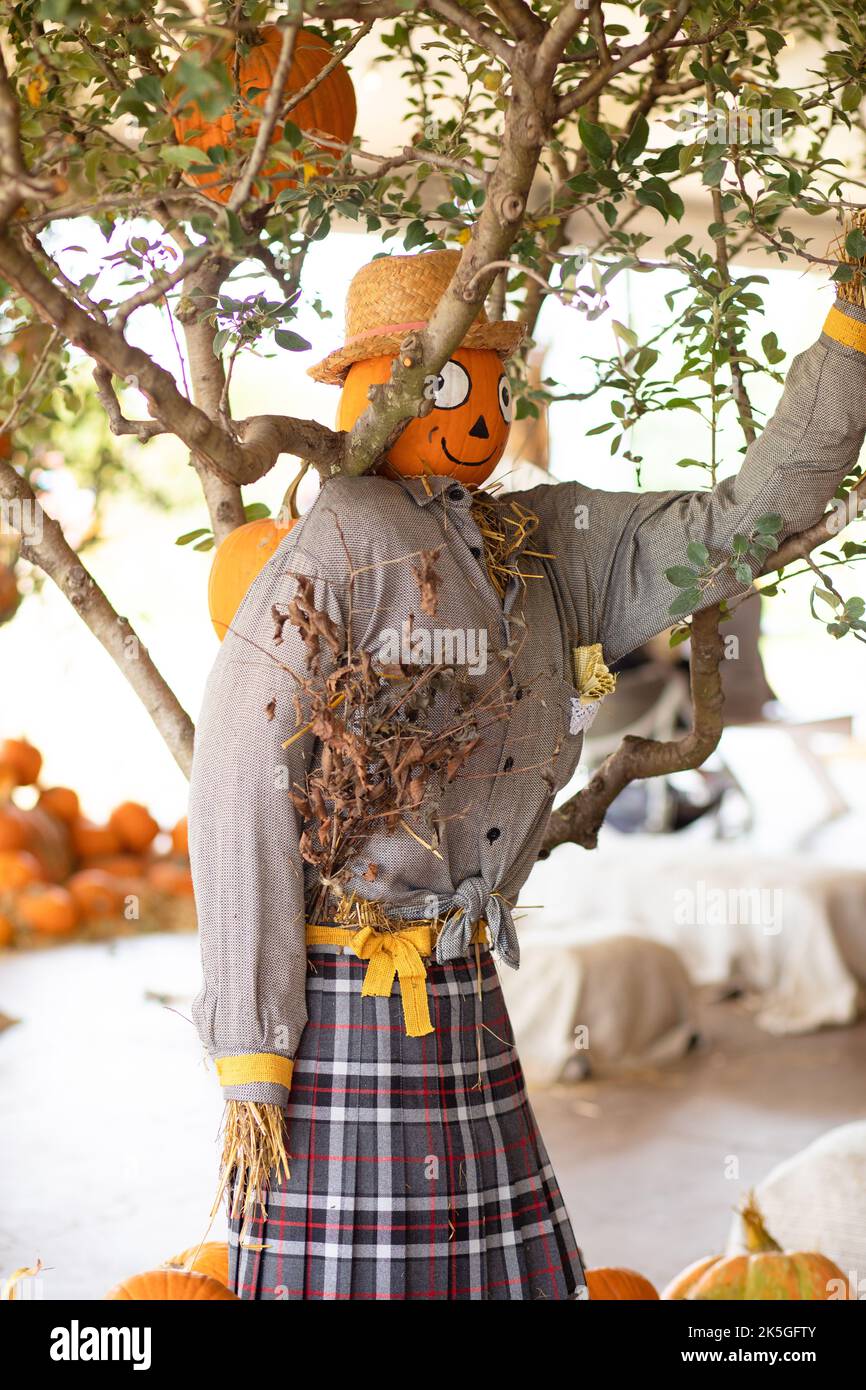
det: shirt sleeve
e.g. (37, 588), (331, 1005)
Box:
(553, 297), (866, 666)
(188, 544), (345, 1108)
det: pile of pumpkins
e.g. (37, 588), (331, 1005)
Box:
(0, 736), (192, 947)
(99, 1197), (853, 1301)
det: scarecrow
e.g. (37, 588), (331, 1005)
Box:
(190, 248), (866, 1300)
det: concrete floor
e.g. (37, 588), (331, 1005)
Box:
(536, 997), (866, 1290)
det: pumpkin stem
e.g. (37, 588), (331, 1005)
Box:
(739, 1192), (782, 1252)
(281, 459), (310, 523)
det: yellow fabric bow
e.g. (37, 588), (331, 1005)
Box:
(350, 923), (436, 1037)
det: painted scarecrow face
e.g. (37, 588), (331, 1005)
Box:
(336, 346), (513, 486)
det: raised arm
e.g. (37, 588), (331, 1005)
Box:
(189, 541), (345, 1111)
(554, 297), (866, 665)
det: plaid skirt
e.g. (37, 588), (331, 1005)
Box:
(229, 945), (587, 1300)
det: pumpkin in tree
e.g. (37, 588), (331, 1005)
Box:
(662, 1195), (850, 1300)
(208, 469), (305, 641)
(313, 250), (525, 488)
(169, 26), (357, 206)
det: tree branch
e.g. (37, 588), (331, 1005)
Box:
(0, 230), (342, 484)
(541, 603), (725, 853)
(555, 0), (693, 118)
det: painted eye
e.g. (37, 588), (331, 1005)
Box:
(433, 359), (471, 410)
(498, 374), (513, 424)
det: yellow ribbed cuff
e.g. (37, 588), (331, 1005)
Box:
(823, 304), (866, 354)
(216, 1053), (294, 1091)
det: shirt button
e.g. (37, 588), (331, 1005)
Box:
(486, 827), (501, 843)
(447, 485), (465, 502)
(503, 757), (514, 772)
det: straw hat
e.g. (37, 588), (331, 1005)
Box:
(308, 249), (526, 385)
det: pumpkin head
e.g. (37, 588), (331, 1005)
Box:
(169, 26), (356, 206)
(337, 347), (513, 487)
(661, 1195), (850, 1300)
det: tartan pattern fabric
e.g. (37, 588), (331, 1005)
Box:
(228, 946), (587, 1301)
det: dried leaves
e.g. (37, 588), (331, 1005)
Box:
(282, 554), (485, 919)
(412, 546), (442, 617)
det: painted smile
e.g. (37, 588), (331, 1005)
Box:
(440, 438), (499, 468)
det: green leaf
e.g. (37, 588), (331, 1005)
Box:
(161, 144), (214, 170)
(833, 264), (856, 284)
(578, 117), (613, 163)
(669, 625), (691, 649)
(842, 84), (863, 113)
(755, 513), (783, 534)
(193, 537), (215, 552)
(666, 565), (700, 587)
(846, 596), (866, 618)
(669, 588), (701, 617)
(686, 541), (710, 567)
(274, 329), (312, 352)
(732, 534), (750, 555)
(846, 229), (866, 259)
(403, 218), (430, 251)
(175, 528), (210, 546)
(734, 562), (754, 586)
(618, 114), (649, 166)
(212, 328), (232, 356)
(243, 502), (272, 521)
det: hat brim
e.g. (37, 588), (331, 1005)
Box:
(307, 318), (527, 385)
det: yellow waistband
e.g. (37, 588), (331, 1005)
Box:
(307, 917), (488, 1038)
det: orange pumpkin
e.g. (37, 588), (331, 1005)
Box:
(337, 347), (513, 487)
(16, 884), (78, 935)
(0, 849), (44, 891)
(37, 786), (80, 825)
(8, 804), (75, 883)
(171, 815), (189, 858)
(106, 1269), (237, 1301)
(0, 737), (42, 787)
(0, 807), (27, 852)
(208, 515), (296, 640)
(0, 912), (14, 947)
(662, 1196), (849, 1300)
(71, 819), (122, 860)
(169, 1241), (229, 1287)
(67, 869), (125, 920)
(169, 26), (356, 206)
(0, 562), (19, 623)
(585, 1267), (660, 1301)
(84, 853), (147, 882)
(147, 860), (194, 897)
(109, 801), (160, 853)
(0, 433), (11, 460)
